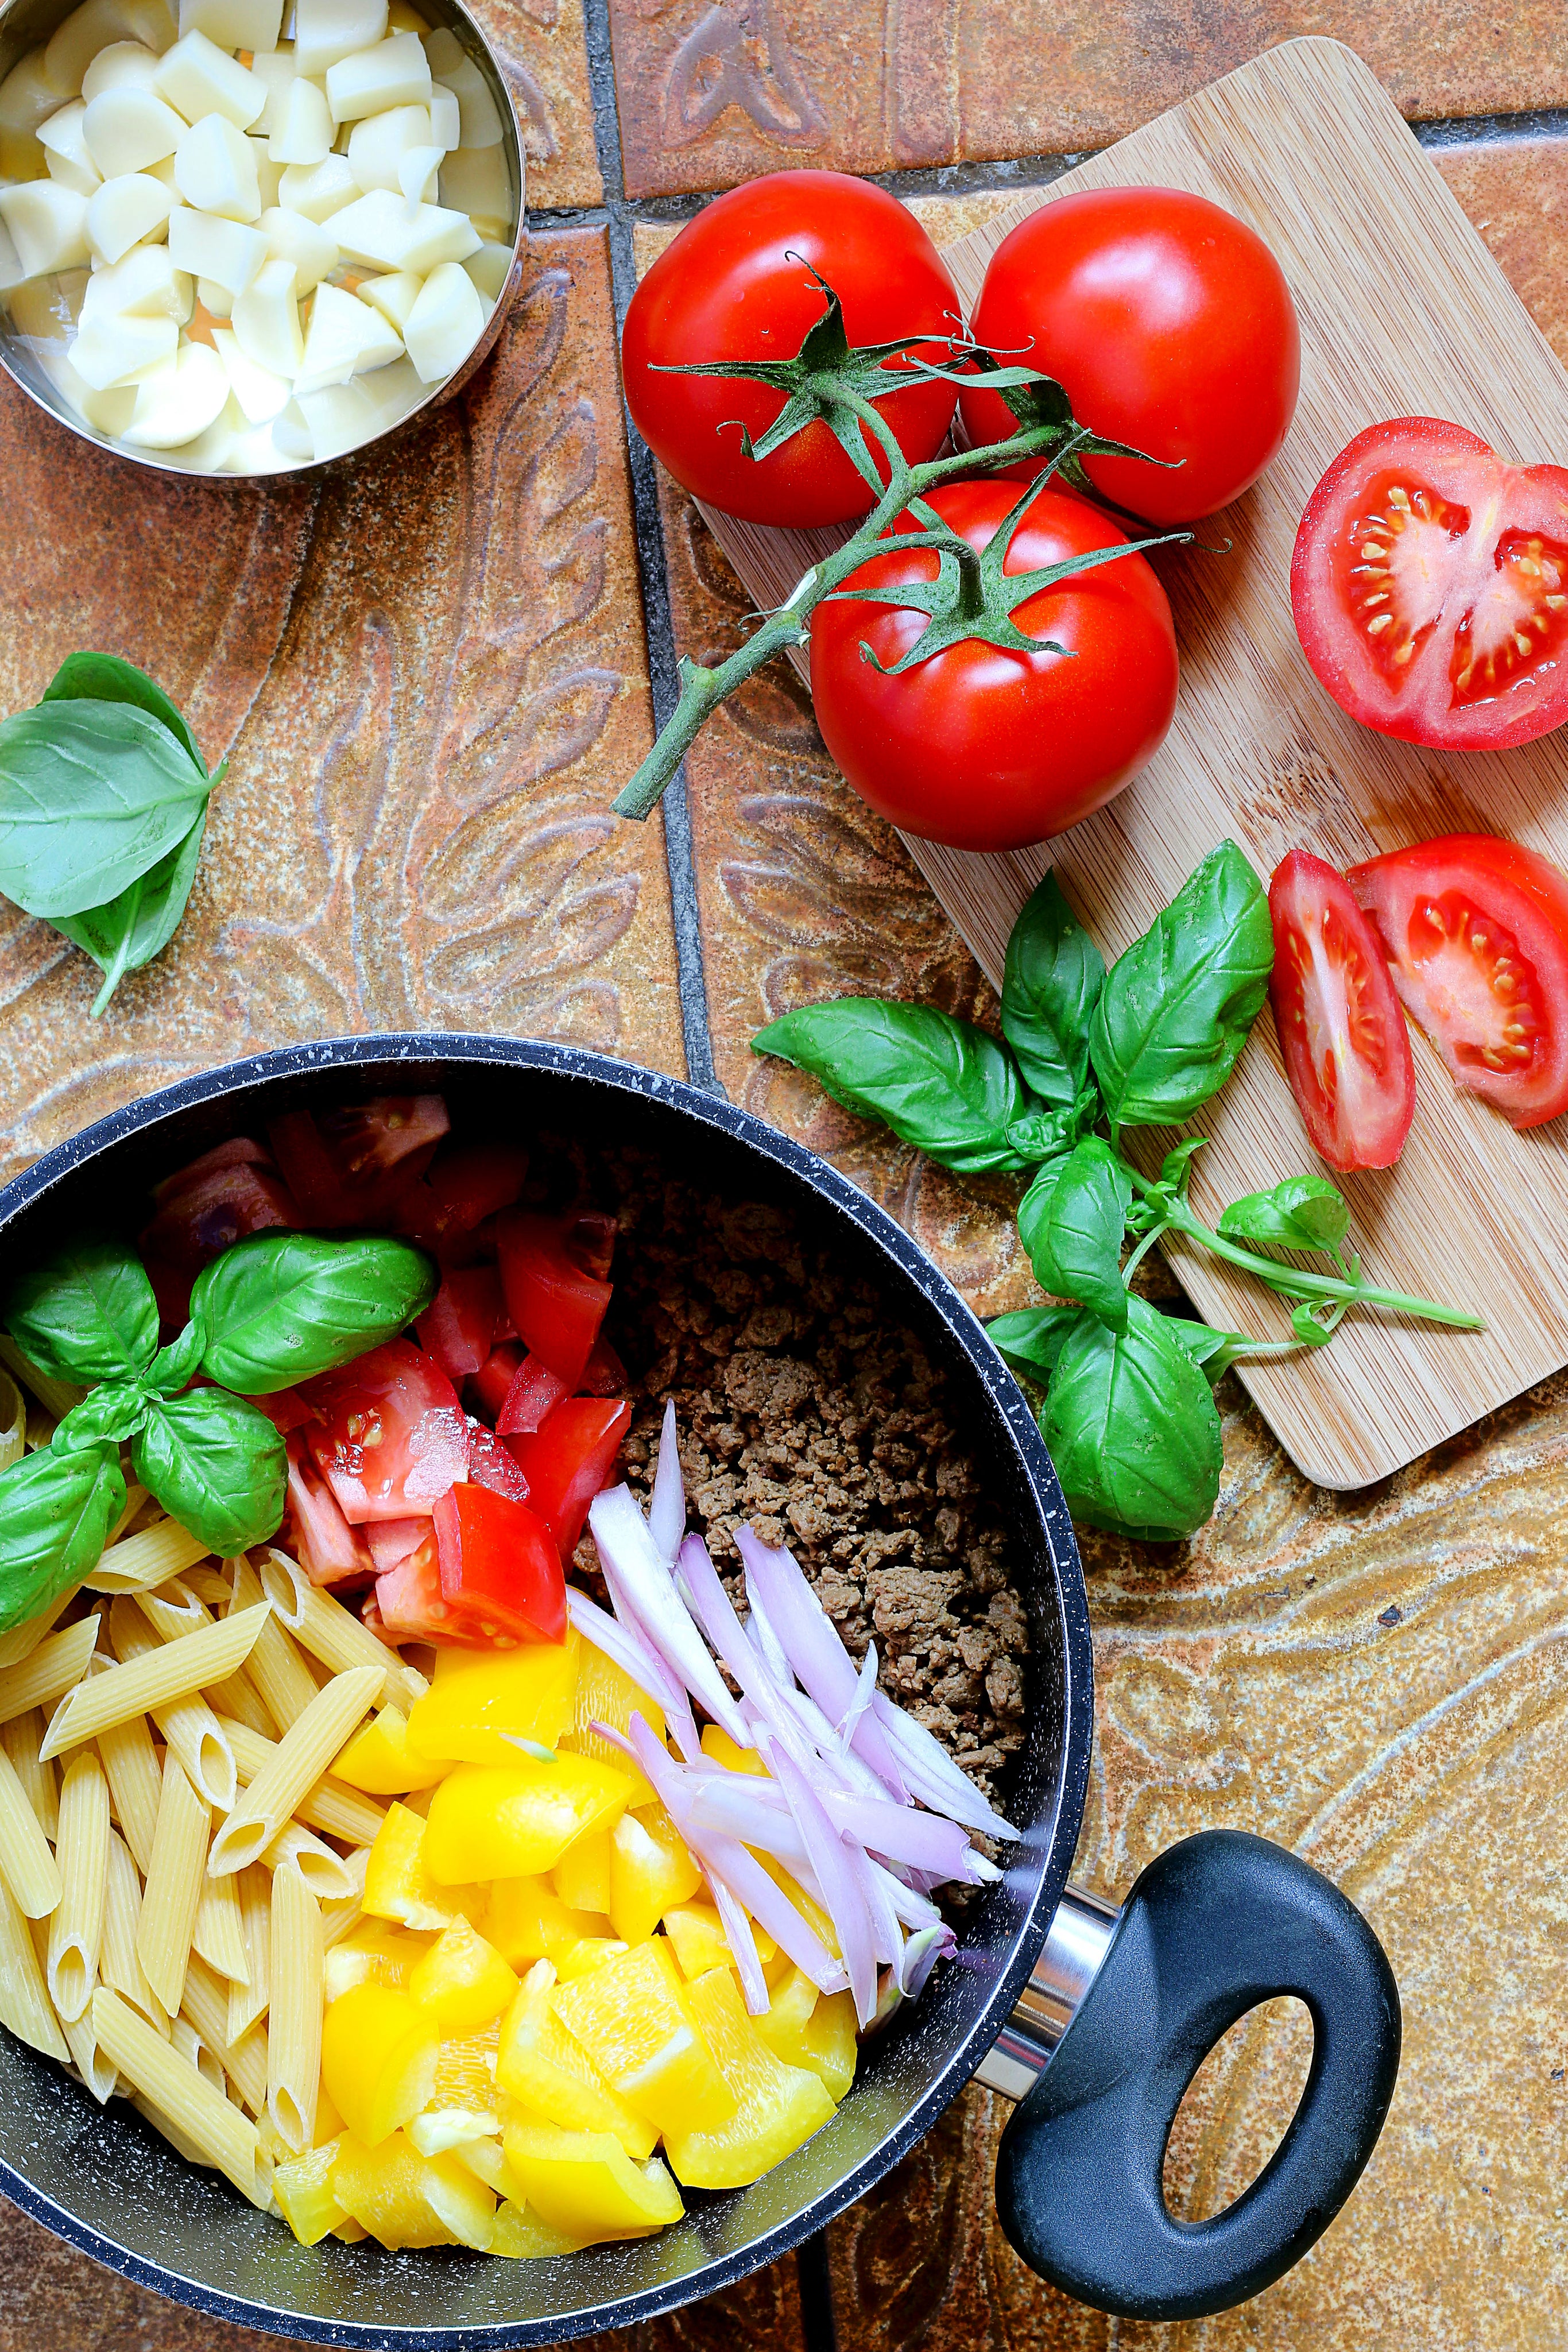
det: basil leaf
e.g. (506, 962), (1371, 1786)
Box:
(0, 701), (212, 921)
(0, 1443), (126, 1633)
(133, 1388), (288, 1556)
(1002, 1085), (1099, 1170)
(1001, 873), (1106, 1107)
(52, 1383), (152, 1450)
(1217, 1174), (1349, 1255)
(1163, 1319), (1253, 1383)
(6, 1235), (159, 1384)
(41, 651), (208, 777)
(149, 1314), (208, 1397)
(1041, 1295), (1224, 1541)
(192, 1232), (438, 1395)
(986, 1304), (1086, 1384)
(53, 804), (207, 1018)
(1089, 841), (1273, 1129)
(1157, 1138), (1205, 1196)
(1019, 1139), (1133, 1330)
(753, 1000), (1035, 1174)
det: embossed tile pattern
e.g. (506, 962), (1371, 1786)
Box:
(471, 0), (603, 207)
(1435, 135), (1568, 369)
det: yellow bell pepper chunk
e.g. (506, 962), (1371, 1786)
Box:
(406, 1637), (579, 1765)
(561, 1647), (667, 1801)
(333, 1706), (454, 1795)
(502, 2122), (684, 2245)
(407, 1916), (518, 2034)
(407, 2025), (501, 2155)
(608, 1806), (702, 1946)
(483, 1874), (608, 1968)
(663, 1900), (776, 1979)
(322, 1981), (440, 2149)
(424, 1756), (637, 1884)
(755, 1966), (857, 2102)
(362, 1802), (484, 1931)
(495, 1960), (657, 2159)
(664, 1966), (835, 2190)
(490, 2199), (593, 2258)
(700, 1724), (766, 1776)
(274, 2137), (347, 2246)
(331, 2129), (497, 2251)
(323, 1920), (432, 2005)
(555, 1935), (628, 1980)
(451, 2133), (525, 2200)
(551, 1936), (737, 2136)
(756, 1853), (841, 1957)
(551, 1826), (613, 1916)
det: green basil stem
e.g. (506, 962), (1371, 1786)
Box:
(1148, 1184), (1483, 1329)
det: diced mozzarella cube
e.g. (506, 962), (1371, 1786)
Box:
(69, 304), (177, 386)
(324, 30), (428, 123)
(167, 200), (266, 290)
(344, 99), (426, 191)
(79, 237), (186, 316)
(247, 134), (282, 208)
(85, 168), (173, 261)
(0, 179), (91, 276)
(292, 0), (386, 78)
(402, 256), (481, 384)
(276, 151), (357, 218)
(428, 46), (500, 149)
(196, 271), (232, 312)
(427, 82), (458, 150)
(178, 0), (285, 53)
(356, 264), (416, 330)
(268, 72), (330, 163)
(231, 249), (301, 372)
(38, 101), (102, 195)
(174, 112), (260, 217)
(258, 200), (334, 287)
(461, 237), (509, 303)
(329, 186), (475, 272)
(154, 29), (265, 129)
(438, 144), (507, 227)
(122, 334), (228, 442)
(247, 44), (296, 131)
(82, 86), (185, 175)
(294, 276), (401, 391)
(80, 41), (160, 100)
(0, 51), (73, 139)
(397, 142), (440, 210)
(212, 320), (289, 418)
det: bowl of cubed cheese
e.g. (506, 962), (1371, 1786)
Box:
(0, 0), (523, 473)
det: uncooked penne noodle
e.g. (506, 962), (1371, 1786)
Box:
(261, 1823), (356, 1903)
(172, 2013), (229, 2099)
(96, 1705), (162, 1876)
(104, 1483), (149, 1549)
(102, 1828), (162, 2026)
(63, 2003), (119, 2102)
(0, 1333), (83, 1423)
(183, 1565), (237, 1605)
(208, 1668), (381, 1875)
(0, 1587), (76, 1673)
(0, 1870), (68, 2062)
(261, 1550), (426, 1706)
(40, 1603), (269, 1764)
(2, 1709), (57, 1842)
(0, 1615), (101, 1730)
(229, 1864), (270, 2042)
(47, 1750), (110, 2021)
(91, 1987), (266, 2203)
(137, 1757), (208, 2018)
(266, 1860), (322, 2152)
(216, 1715), (387, 1848)
(193, 1866), (249, 1984)
(84, 1517), (207, 1596)
(183, 1951), (267, 2113)
(0, 1738), (60, 1918)
(209, 1669), (274, 1740)
(132, 2091), (214, 2168)
(229, 1558), (320, 1733)
(136, 1580), (210, 1639)
(101, 1601), (236, 1811)
(0, 1367), (25, 1473)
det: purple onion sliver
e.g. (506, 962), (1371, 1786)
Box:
(737, 1527), (911, 1801)
(566, 1588), (688, 1724)
(768, 1738), (880, 2027)
(708, 1874), (769, 2015)
(898, 1923), (956, 2000)
(589, 1486), (752, 1747)
(648, 1398), (686, 1562)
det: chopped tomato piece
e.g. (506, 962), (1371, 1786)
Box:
(504, 1398), (633, 1558)
(365, 1517), (435, 1576)
(579, 1336), (628, 1397)
(467, 1418), (532, 1504)
(149, 1136), (273, 1206)
(433, 1484), (566, 1645)
(268, 1096), (449, 1228)
(244, 1387), (316, 1436)
(416, 1267), (503, 1382)
(375, 1530), (467, 1642)
(496, 1211), (615, 1389)
(286, 1438), (374, 1586)
(139, 1156), (301, 1281)
(393, 1144), (530, 1258)
(471, 1343), (522, 1423)
(301, 1340), (470, 1523)
(496, 1352), (570, 1437)
(1268, 849), (1415, 1172)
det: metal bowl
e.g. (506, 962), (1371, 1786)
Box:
(0, 0), (526, 479)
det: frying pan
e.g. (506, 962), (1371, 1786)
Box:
(0, 1034), (1400, 2338)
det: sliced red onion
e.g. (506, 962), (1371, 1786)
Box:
(706, 1874), (769, 2016)
(898, 1922), (955, 1999)
(764, 1736), (880, 2027)
(589, 1487), (752, 1749)
(858, 1846), (909, 1973)
(647, 1399), (686, 1564)
(564, 1587), (701, 1763)
(735, 1528), (911, 1802)
(868, 1694), (1019, 1840)
(822, 1792), (994, 1883)
(742, 1577), (793, 1686)
(839, 1639), (878, 1753)
(873, 1861), (946, 1934)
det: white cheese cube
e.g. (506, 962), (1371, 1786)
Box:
(397, 142), (440, 210)
(276, 151), (357, 218)
(82, 86), (185, 175)
(85, 168), (173, 261)
(196, 271), (231, 312)
(429, 48), (500, 149)
(231, 249), (301, 372)
(268, 72), (330, 163)
(258, 200), (334, 287)
(247, 44), (296, 131)
(38, 102), (102, 195)
(174, 112), (260, 218)
(79, 236), (186, 316)
(461, 237), (508, 302)
(80, 41), (160, 100)
(356, 264), (416, 330)
(178, 0), (285, 53)
(324, 30), (429, 123)
(69, 304), (177, 385)
(0, 51), (73, 139)
(438, 144), (508, 226)
(167, 200), (265, 289)
(247, 133), (282, 207)
(293, 0), (386, 78)
(212, 320), (289, 418)
(402, 255), (482, 384)
(154, 29), (266, 129)
(294, 276), (401, 391)
(0, 179), (91, 276)
(122, 335), (228, 442)
(427, 82), (458, 150)
(344, 99), (426, 190)
(329, 186), (476, 272)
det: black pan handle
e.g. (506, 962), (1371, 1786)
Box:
(993, 1829), (1400, 2321)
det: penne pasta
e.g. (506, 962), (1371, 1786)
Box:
(192, 1866), (249, 1985)
(131, 2091), (214, 2168)
(63, 2003), (119, 2103)
(0, 1588), (76, 1673)
(172, 2013), (229, 2100)
(102, 1829), (162, 2026)
(229, 1864), (270, 2043)
(40, 1603), (270, 1765)
(103, 1601), (237, 1812)
(266, 1861), (322, 2152)
(228, 1558), (322, 1733)
(0, 1333), (84, 1423)
(91, 1987), (268, 2204)
(135, 1581), (210, 1641)
(183, 1952), (267, 2114)
(0, 1736), (61, 1918)
(0, 1615), (101, 1730)
(2, 1709), (57, 1842)
(137, 1757), (208, 2020)
(208, 1669), (274, 1739)
(209, 1668), (382, 1876)
(262, 1823), (357, 1904)
(0, 1871), (68, 2063)
(47, 1750), (110, 2022)
(261, 1552), (425, 1708)
(84, 1519), (208, 1596)
(216, 1716), (387, 1848)
(96, 1706), (162, 1877)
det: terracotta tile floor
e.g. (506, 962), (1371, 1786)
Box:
(5, 6), (1568, 2350)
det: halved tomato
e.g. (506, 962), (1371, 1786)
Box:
(1292, 418), (1568, 751)
(1347, 833), (1568, 1128)
(503, 1397), (633, 1558)
(433, 1484), (566, 1645)
(495, 1352), (570, 1438)
(301, 1339), (471, 1522)
(374, 1532), (463, 1642)
(1268, 849), (1415, 1171)
(495, 1211), (615, 1390)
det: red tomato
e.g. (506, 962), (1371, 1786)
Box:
(1267, 849), (1415, 1172)
(808, 481), (1178, 850)
(366, 1517), (432, 1575)
(958, 188), (1299, 525)
(285, 1439), (373, 1586)
(139, 1152), (300, 1281)
(578, 1336), (628, 1397)
(1346, 834), (1568, 1128)
(467, 1418), (532, 1506)
(621, 171), (959, 527)
(495, 1351), (570, 1437)
(245, 1387), (316, 1436)
(504, 1398), (633, 1559)
(268, 1096), (449, 1228)
(374, 1532), (463, 1642)
(496, 1212), (615, 1390)
(301, 1340), (470, 1522)
(1292, 419), (1568, 752)
(393, 1143), (529, 1260)
(416, 1266), (503, 1381)
(470, 1342), (522, 1423)
(433, 1484), (567, 1645)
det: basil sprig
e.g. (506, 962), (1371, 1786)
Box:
(193, 1232), (437, 1395)
(0, 652), (220, 1017)
(754, 846), (1482, 1544)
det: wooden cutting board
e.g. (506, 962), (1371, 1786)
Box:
(700, 34), (1568, 1492)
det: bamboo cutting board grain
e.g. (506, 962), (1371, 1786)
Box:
(698, 34), (1568, 1491)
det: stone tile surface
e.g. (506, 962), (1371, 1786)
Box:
(472, 0), (604, 208)
(1435, 133), (1568, 368)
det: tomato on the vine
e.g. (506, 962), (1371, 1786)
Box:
(621, 171), (960, 527)
(807, 480), (1178, 852)
(958, 187), (1299, 525)
(1268, 849), (1414, 1171)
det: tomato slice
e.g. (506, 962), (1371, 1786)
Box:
(245, 1387), (316, 1436)
(1267, 850), (1415, 1171)
(433, 1484), (566, 1645)
(268, 1096), (450, 1228)
(503, 1396), (632, 1559)
(416, 1266), (503, 1382)
(285, 1438), (374, 1587)
(140, 1154), (300, 1281)
(467, 1418), (532, 1505)
(393, 1143), (530, 1260)
(300, 1339), (471, 1522)
(149, 1137), (273, 1206)
(1346, 833), (1568, 1128)
(365, 1517), (433, 1575)
(1292, 418), (1568, 751)
(495, 1352), (571, 1437)
(495, 1211), (615, 1389)
(375, 1531), (467, 1642)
